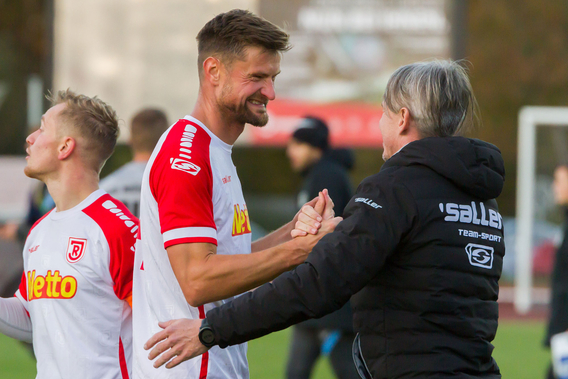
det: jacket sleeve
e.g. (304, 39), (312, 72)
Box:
(206, 174), (417, 348)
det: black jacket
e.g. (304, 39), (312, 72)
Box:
(297, 151), (354, 216)
(207, 137), (506, 378)
(296, 152), (354, 330)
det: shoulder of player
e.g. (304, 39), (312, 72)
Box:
(149, 118), (214, 180)
(27, 209), (53, 237)
(81, 194), (139, 241)
(159, 119), (212, 161)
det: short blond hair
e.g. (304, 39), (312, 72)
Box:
(49, 89), (119, 170)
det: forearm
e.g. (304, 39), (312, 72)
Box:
(207, 258), (351, 348)
(251, 220), (294, 252)
(182, 240), (301, 306)
(0, 297), (32, 342)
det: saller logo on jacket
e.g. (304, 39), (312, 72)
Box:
(439, 201), (502, 230)
(465, 243), (494, 269)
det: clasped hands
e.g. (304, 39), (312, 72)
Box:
(144, 189), (342, 369)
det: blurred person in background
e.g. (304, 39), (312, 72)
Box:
(285, 116), (358, 379)
(144, 60), (506, 379)
(544, 165), (568, 379)
(0, 182), (54, 298)
(100, 108), (169, 217)
(0, 90), (137, 378)
(132, 9), (341, 379)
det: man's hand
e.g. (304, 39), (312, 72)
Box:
(145, 318), (207, 369)
(291, 189), (336, 238)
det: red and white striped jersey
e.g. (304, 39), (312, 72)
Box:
(15, 189), (137, 379)
(132, 116), (251, 379)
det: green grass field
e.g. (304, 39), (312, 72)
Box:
(0, 321), (551, 378)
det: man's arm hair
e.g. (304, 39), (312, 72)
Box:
(0, 297), (32, 342)
(168, 234), (324, 307)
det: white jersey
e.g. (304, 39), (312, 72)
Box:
(133, 116), (252, 379)
(100, 161), (147, 217)
(15, 189), (137, 379)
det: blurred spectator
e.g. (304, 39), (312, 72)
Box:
(545, 165), (568, 379)
(0, 178), (54, 300)
(285, 116), (358, 379)
(100, 108), (169, 217)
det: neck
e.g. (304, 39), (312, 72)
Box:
(44, 165), (100, 212)
(191, 91), (244, 145)
(132, 151), (151, 162)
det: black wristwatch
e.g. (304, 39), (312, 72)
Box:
(198, 318), (217, 348)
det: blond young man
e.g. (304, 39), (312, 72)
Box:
(0, 90), (137, 379)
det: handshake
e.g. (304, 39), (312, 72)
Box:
(144, 188), (343, 369)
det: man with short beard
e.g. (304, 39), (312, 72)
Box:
(131, 10), (340, 379)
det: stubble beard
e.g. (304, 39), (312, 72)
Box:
(218, 86), (269, 127)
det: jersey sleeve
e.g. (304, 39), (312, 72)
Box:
(14, 271), (29, 313)
(83, 195), (138, 302)
(149, 120), (217, 248)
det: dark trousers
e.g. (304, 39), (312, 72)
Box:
(285, 326), (359, 379)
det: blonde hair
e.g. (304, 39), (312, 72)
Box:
(383, 60), (478, 138)
(49, 89), (119, 170)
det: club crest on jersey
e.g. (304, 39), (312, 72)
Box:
(232, 204), (252, 236)
(66, 237), (87, 264)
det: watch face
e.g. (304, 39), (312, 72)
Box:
(201, 329), (215, 345)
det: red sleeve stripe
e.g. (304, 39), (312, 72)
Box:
(164, 237), (217, 249)
(119, 337), (129, 379)
(198, 305), (209, 379)
(163, 227), (216, 244)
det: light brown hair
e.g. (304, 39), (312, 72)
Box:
(196, 9), (291, 77)
(130, 108), (169, 153)
(49, 89), (119, 171)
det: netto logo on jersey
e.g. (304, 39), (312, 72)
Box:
(102, 200), (138, 254)
(27, 270), (77, 300)
(465, 243), (494, 269)
(66, 237), (87, 263)
(171, 123), (201, 176)
(232, 204), (252, 236)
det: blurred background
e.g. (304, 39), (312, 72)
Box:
(1, 0), (568, 378)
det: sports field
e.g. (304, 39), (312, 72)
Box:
(0, 320), (550, 378)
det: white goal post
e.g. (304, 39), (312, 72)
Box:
(516, 106), (568, 314)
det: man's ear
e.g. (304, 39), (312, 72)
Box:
(203, 57), (222, 86)
(58, 136), (76, 160)
(398, 107), (412, 135)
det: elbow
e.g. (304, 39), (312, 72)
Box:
(183, 283), (207, 308)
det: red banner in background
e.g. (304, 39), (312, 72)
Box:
(248, 99), (383, 147)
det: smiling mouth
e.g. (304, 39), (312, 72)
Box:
(248, 99), (267, 107)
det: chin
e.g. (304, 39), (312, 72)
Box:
(23, 165), (40, 180)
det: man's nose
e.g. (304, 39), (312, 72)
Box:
(261, 79), (276, 101)
(26, 130), (38, 145)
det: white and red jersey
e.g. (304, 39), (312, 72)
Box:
(15, 189), (137, 379)
(132, 116), (252, 379)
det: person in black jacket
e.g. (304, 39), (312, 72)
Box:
(144, 60), (506, 379)
(545, 165), (568, 379)
(286, 117), (358, 379)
